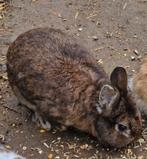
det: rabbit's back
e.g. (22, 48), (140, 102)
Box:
(7, 28), (97, 70)
(7, 28), (106, 100)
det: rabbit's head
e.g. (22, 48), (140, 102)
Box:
(95, 67), (142, 148)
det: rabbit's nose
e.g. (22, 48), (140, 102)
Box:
(131, 124), (142, 137)
(130, 114), (142, 136)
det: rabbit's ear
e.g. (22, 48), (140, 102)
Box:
(110, 67), (128, 95)
(98, 85), (119, 116)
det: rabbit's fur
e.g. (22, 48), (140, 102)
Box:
(132, 58), (147, 116)
(7, 28), (142, 148)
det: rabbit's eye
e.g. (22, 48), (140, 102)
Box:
(118, 124), (127, 132)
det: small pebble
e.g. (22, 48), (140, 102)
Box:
(12, 123), (16, 127)
(133, 35), (138, 38)
(132, 69), (135, 72)
(62, 18), (67, 21)
(58, 14), (62, 18)
(92, 36), (98, 41)
(78, 27), (83, 32)
(22, 146), (27, 151)
(131, 56), (135, 61)
(57, 137), (61, 140)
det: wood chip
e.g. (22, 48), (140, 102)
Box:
(48, 154), (53, 159)
(75, 12), (79, 19)
(40, 129), (46, 133)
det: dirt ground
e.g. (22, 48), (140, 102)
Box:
(0, 0), (147, 159)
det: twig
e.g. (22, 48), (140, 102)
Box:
(2, 105), (21, 114)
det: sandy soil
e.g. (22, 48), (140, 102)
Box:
(0, 0), (147, 159)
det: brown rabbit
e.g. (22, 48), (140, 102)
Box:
(132, 58), (147, 115)
(7, 28), (142, 148)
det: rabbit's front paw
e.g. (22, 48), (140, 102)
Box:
(32, 112), (51, 131)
